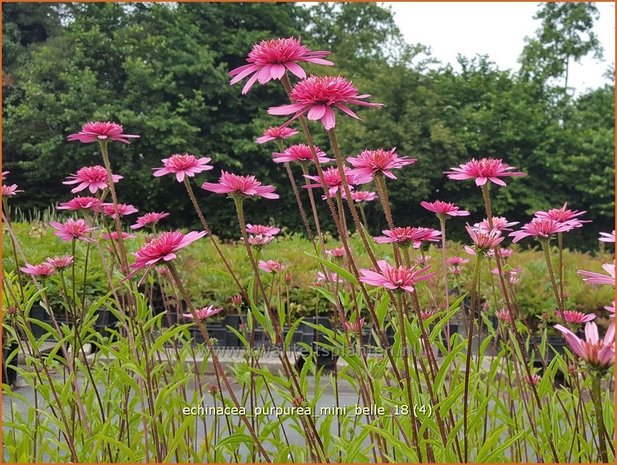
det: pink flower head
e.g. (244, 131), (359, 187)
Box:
(315, 271), (344, 285)
(554, 322), (615, 371)
(272, 144), (332, 165)
(67, 121), (140, 144)
(152, 154), (213, 182)
(256, 126), (299, 144)
(45, 255), (74, 270)
(130, 212), (170, 230)
(415, 255), (431, 266)
(231, 294), (243, 306)
(248, 235), (274, 247)
(349, 191), (377, 203)
(50, 219), (96, 242)
(577, 263), (615, 286)
(420, 200), (470, 219)
(258, 259), (285, 273)
(525, 374), (541, 386)
(182, 305), (223, 321)
(182, 305), (223, 320)
(475, 217), (518, 233)
(420, 309), (436, 321)
(447, 256), (469, 267)
(57, 196), (101, 211)
(556, 310), (596, 324)
(535, 202), (590, 229)
(101, 231), (136, 241)
(360, 260), (435, 293)
(246, 224), (280, 236)
(465, 224), (504, 252)
(268, 75), (383, 130)
(599, 231), (615, 243)
(100, 203), (138, 219)
(2, 184), (23, 197)
(491, 266), (522, 285)
(496, 308), (514, 324)
(326, 247), (346, 259)
(509, 218), (577, 243)
(63, 165), (123, 194)
(347, 148), (416, 183)
(304, 166), (358, 196)
(229, 37), (334, 94)
(20, 262), (56, 277)
(201, 171), (279, 199)
(132, 231), (207, 270)
(374, 227), (441, 249)
(344, 318), (365, 333)
(445, 158), (525, 187)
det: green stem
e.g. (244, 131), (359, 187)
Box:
(463, 252), (483, 462)
(591, 374), (609, 462)
(541, 239), (564, 311)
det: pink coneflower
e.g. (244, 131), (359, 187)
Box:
(447, 256), (469, 267)
(130, 212), (170, 230)
(496, 308), (514, 324)
(556, 310), (596, 324)
(304, 166), (358, 197)
(152, 154), (213, 182)
(258, 260), (285, 273)
(359, 260), (435, 293)
(315, 271), (344, 285)
(67, 121), (140, 144)
(415, 255), (431, 266)
(1, 184), (23, 197)
(101, 231), (136, 241)
(182, 305), (223, 321)
(326, 247), (346, 259)
(268, 75), (383, 130)
(475, 217), (518, 233)
(20, 262), (56, 277)
(535, 202), (589, 229)
(100, 203), (138, 219)
(445, 158), (525, 187)
(347, 148), (416, 183)
(256, 126), (299, 144)
(599, 231), (615, 243)
(525, 374), (541, 386)
(486, 247), (514, 259)
(578, 264), (615, 286)
(344, 318), (365, 333)
(272, 144), (332, 164)
(420, 200), (470, 219)
(229, 37), (334, 94)
(246, 224), (280, 236)
(45, 255), (74, 270)
(509, 218), (577, 243)
(554, 322), (615, 371)
(605, 302), (615, 317)
(465, 224), (504, 252)
(50, 219), (96, 242)
(248, 235), (274, 247)
(374, 227), (441, 249)
(132, 231), (207, 270)
(490, 266), (522, 285)
(231, 294), (243, 306)
(57, 196), (101, 211)
(349, 191), (377, 203)
(63, 165), (123, 194)
(202, 171), (279, 199)
(420, 309), (436, 321)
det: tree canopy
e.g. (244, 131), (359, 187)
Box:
(3, 2), (614, 249)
